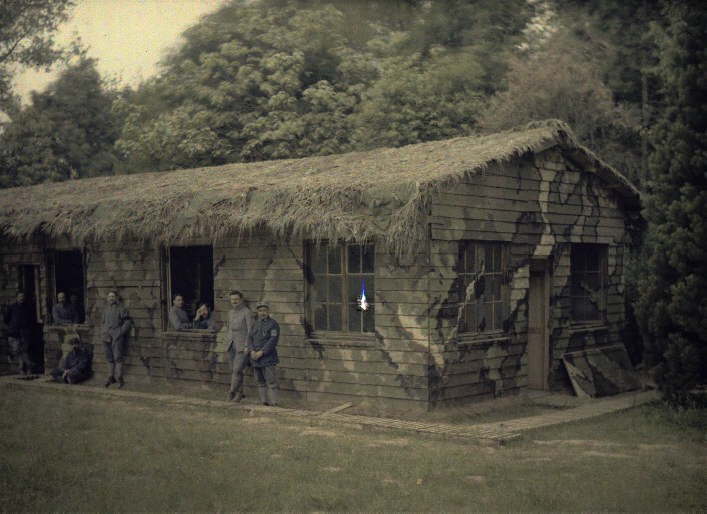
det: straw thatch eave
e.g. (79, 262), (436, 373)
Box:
(0, 120), (641, 255)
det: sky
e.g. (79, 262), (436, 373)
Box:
(14, 0), (228, 103)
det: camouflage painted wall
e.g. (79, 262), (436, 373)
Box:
(426, 149), (634, 405)
(0, 148), (637, 411)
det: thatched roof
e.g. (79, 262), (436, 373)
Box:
(0, 119), (640, 255)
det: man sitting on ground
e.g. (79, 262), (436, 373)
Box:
(50, 337), (92, 384)
(52, 291), (79, 324)
(168, 294), (192, 330)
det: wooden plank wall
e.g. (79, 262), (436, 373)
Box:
(212, 236), (431, 412)
(1, 233), (432, 412)
(427, 149), (631, 405)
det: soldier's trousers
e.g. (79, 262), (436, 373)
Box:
(253, 365), (278, 405)
(229, 351), (250, 394)
(104, 338), (125, 379)
(8, 336), (33, 375)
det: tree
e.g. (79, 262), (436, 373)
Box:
(0, 57), (120, 187)
(478, 27), (642, 183)
(0, 0), (76, 110)
(635, 1), (707, 405)
(114, 0), (531, 172)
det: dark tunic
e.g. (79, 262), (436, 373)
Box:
(247, 316), (279, 368)
(3, 301), (34, 338)
(193, 313), (218, 331)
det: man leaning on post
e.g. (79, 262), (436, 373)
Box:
(101, 291), (132, 389)
(226, 290), (252, 402)
(248, 302), (280, 407)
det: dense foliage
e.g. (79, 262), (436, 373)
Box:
(0, 0), (76, 112)
(635, 1), (707, 405)
(0, 57), (120, 187)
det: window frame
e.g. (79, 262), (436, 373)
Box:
(304, 240), (376, 336)
(161, 244), (215, 332)
(46, 248), (87, 325)
(456, 240), (511, 338)
(569, 243), (608, 325)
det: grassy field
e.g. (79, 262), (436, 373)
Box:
(0, 386), (705, 512)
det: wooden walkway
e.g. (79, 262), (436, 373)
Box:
(0, 376), (657, 446)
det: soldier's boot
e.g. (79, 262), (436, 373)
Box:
(267, 387), (278, 407)
(115, 362), (125, 388)
(258, 386), (269, 405)
(105, 363), (116, 387)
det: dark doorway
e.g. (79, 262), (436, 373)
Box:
(17, 265), (44, 373)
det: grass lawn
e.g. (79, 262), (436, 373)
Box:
(1, 386), (705, 512)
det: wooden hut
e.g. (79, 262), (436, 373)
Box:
(0, 120), (641, 412)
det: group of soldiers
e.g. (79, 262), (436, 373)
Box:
(3, 289), (280, 406)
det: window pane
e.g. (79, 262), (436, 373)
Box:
(585, 300), (600, 321)
(311, 245), (326, 273)
(571, 247), (585, 272)
(480, 302), (493, 332)
(328, 276), (342, 304)
(348, 303), (361, 332)
(348, 244), (361, 273)
(362, 245), (375, 273)
(328, 245), (341, 274)
(484, 245), (494, 273)
(466, 243), (476, 273)
(572, 297), (587, 322)
(465, 302), (477, 333)
(366, 276), (375, 305)
(571, 276), (585, 297)
(314, 304), (327, 330)
(363, 305), (375, 332)
(347, 276), (360, 303)
(310, 279), (326, 303)
(584, 272), (601, 293)
(586, 246), (601, 271)
(493, 245), (502, 272)
(329, 304), (342, 331)
(493, 301), (504, 330)
(487, 275), (501, 301)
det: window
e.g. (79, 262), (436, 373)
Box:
(48, 249), (86, 323)
(456, 241), (510, 334)
(570, 244), (607, 323)
(167, 245), (214, 321)
(305, 241), (375, 333)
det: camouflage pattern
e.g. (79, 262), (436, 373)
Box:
(562, 344), (641, 397)
(0, 147), (639, 411)
(426, 149), (638, 405)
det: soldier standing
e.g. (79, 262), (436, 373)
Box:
(101, 291), (131, 388)
(227, 290), (252, 401)
(248, 302), (280, 406)
(3, 291), (35, 379)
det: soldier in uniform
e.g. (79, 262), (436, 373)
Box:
(50, 336), (92, 384)
(168, 294), (192, 330)
(3, 291), (35, 379)
(101, 291), (132, 388)
(248, 302), (280, 406)
(193, 303), (218, 331)
(226, 290), (253, 401)
(52, 291), (79, 324)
